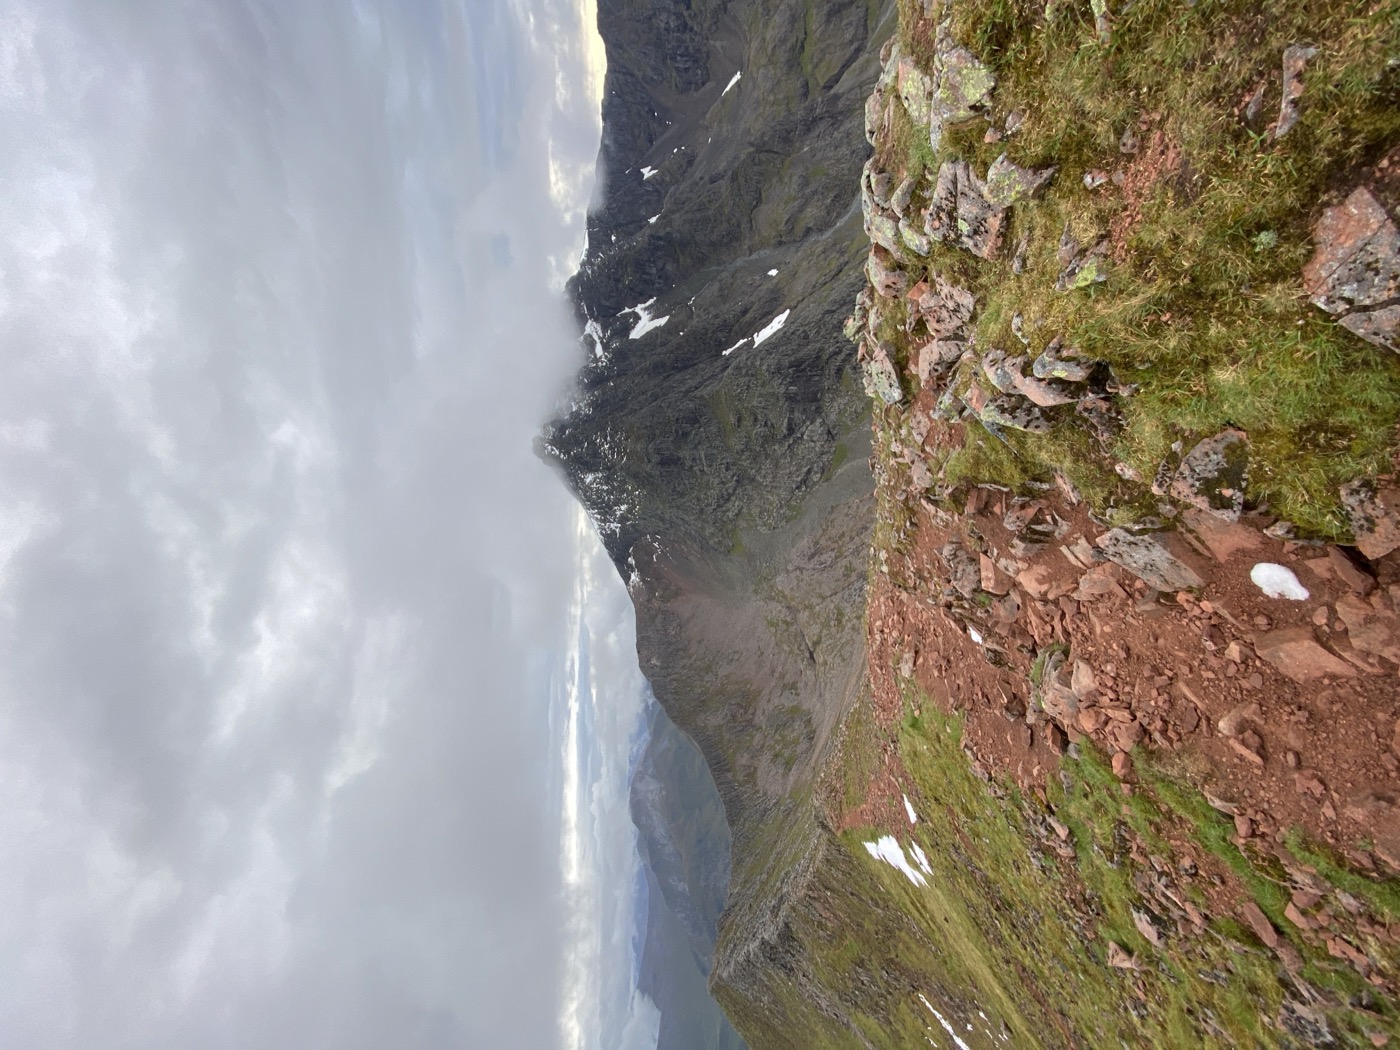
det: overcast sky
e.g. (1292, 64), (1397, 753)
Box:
(0, 2), (655, 1047)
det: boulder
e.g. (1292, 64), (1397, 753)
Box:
(1334, 593), (1400, 664)
(866, 248), (908, 299)
(911, 275), (977, 339)
(1095, 529), (1204, 591)
(924, 160), (1005, 259)
(895, 54), (934, 128)
(928, 34), (996, 151)
(866, 211), (904, 255)
(1302, 187), (1400, 354)
(1170, 429), (1250, 521)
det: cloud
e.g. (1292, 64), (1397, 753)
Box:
(0, 1), (625, 1048)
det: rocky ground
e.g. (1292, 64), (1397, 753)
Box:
(835, 0), (1400, 1044)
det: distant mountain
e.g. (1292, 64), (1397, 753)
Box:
(540, 0), (894, 1044)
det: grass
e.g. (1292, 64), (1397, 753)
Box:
(874, 0), (1400, 536)
(770, 685), (1400, 1048)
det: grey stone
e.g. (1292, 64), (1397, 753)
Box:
(1302, 186), (1400, 353)
(912, 274), (977, 338)
(978, 396), (1050, 433)
(896, 55), (934, 128)
(925, 160), (1005, 259)
(1275, 45), (1317, 140)
(1095, 529), (1203, 591)
(1031, 338), (1094, 382)
(982, 153), (1056, 207)
(928, 30), (996, 152)
(1056, 239), (1109, 291)
(899, 217), (932, 256)
(890, 176), (916, 218)
(866, 211), (903, 255)
(1170, 429), (1249, 521)
(866, 248), (908, 299)
(863, 346), (904, 405)
(1340, 478), (1400, 560)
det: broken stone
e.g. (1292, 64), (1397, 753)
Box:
(865, 248), (908, 299)
(982, 153), (1057, 207)
(1326, 546), (1378, 595)
(866, 211), (904, 255)
(1340, 477), (1400, 559)
(1335, 593), (1400, 664)
(899, 217), (932, 256)
(1253, 626), (1356, 682)
(1216, 702), (1261, 738)
(1170, 429), (1249, 521)
(1274, 44), (1317, 140)
(912, 274), (977, 339)
(1070, 659), (1098, 701)
(1031, 338), (1094, 382)
(1082, 169), (1109, 190)
(863, 346), (904, 405)
(1179, 506), (1262, 562)
(1095, 529), (1204, 591)
(940, 541), (983, 598)
(1302, 187), (1400, 354)
(979, 554), (1011, 595)
(1119, 127), (1139, 154)
(924, 159), (1005, 259)
(1056, 239), (1109, 292)
(895, 54), (934, 127)
(927, 31), (997, 152)
(977, 396), (1051, 434)
(1240, 901), (1280, 948)
(1106, 940), (1138, 970)
(1016, 564), (1054, 598)
(1110, 750), (1134, 779)
(1133, 908), (1165, 948)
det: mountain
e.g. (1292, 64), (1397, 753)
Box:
(538, 0), (895, 1043)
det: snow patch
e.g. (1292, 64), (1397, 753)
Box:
(968, 626), (984, 645)
(903, 794), (918, 825)
(620, 298), (671, 340)
(752, 308), (790, 347)
(909, 841), (932, 875)
(863, 836), (927, 887)
(722, 337), (749, 357)
(647, 214), (659, 224)
(640, 166), (657, 180)
(918, 995), (973, 1050)
(767, 268), (779, 276)
(1250, 562), (1309, 601)
(722, 70), (742, 95)
(583, 319), (605, 360)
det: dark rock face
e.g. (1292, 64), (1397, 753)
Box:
(539, 0), (892, 1043)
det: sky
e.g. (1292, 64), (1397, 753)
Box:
(0, 1), (662, 1048)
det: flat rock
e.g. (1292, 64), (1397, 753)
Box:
(866, 248), (908, 299)
(1254, 625), (1356, 682)
(912, 274), (977, 339)
(1340, 478), (1400, 559)
(1240, 901), (1280, 948)
(1334, 592), (1400, 663)
(1179, 506), (1262, 562)
(1170, 429), (1249, 521)
(982, 153), (1056, 207)
(1302, 187), (1400, 354)
(924, 159), (1005, 259)
(916, 339), (966, 385)
(1095, 529), (1204, 591)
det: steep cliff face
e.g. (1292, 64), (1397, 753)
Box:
(539, 0), (894, 1042)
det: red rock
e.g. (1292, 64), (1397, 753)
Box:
(1240, 902), (1279, 947)
(1327, 545), (1378, 595)
(1228, 738), (1265, 767)
(1334, 592), (1400, 664)
(1078, 708), (1108, 733)
(1216, 701), (1260, 738)
(1285, 902), (1315, 930)
(1016, 564), (1054, 598)
(1179, 507), (1262, 562)
(979, 554), (1011, 595)
(1111, 751), (1133, 779)
(1253, 626), (1356, 682)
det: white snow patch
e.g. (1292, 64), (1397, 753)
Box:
(752, 308), (790, 347)
(918, 995), (973, 1050)
(722, 70), (742, 95)
(968, 626), (984, 645)
(722, 337), (749, 357)
(903, 794), (918, 825)
(647, 214), (659, 224)
(909, 841), (932, 875)
(863, 836), (927, 887)
(767, 268), (779, 276)
(640, 165), (657, 180)
(1250, 562), (1310, 601)
(620, 298), (671, 340)
(583, 318), (606, 360)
